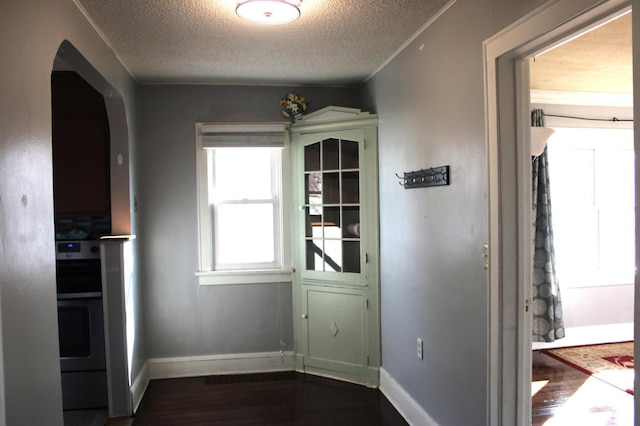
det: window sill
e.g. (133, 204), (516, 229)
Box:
(196, 269), (293, 286)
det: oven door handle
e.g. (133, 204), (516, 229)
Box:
(57, 292), (102, 300)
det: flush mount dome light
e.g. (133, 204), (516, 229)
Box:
(236, 0), (301, 25)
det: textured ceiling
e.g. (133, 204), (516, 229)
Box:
(74, 1), (631, 91)
(76, 0), (452, 86)
(530, 11), (632, 94)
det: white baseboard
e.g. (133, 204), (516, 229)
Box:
(135, 354), (425, 426)
(147, 351), (296, 379)
(379, 367), (438, 426)
(130, 362), (150, 413)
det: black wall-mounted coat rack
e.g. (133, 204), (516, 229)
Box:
(396, 166), (450, 189)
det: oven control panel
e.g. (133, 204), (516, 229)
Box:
(56, 240), (101, 260)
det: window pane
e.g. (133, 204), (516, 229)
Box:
(324, 238), (342, 272)
(323, 172), (340, 204)
(597, 147), (635, 280)
(342, 241), (361, 273)
(341, 139), (359, 169)
(596, 148), (634, 207)
(549, 147), (594, 207)
(214, 149), (273, 200)
(305, 142), (320, 171)
(343, 207), (360, 238)
(323, 138), (340, 170)
(324, 207), (341, 238)
(599, 209), (635, 277)
(306, 172), (322, 214)
(547, 128), (635, 287)
(342, 171), (359, 203)
(307, 239), (324, 271)
(216, 203), (274, 265)
(305, 207), (320, 238)
(552, 207), (599, 281)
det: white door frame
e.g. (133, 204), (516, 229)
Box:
(483, 0), (634, 424)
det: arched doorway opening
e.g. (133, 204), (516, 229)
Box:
(52, 40), (133, 420)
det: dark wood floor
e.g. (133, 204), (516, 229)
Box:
(131, 355), (633, 425)
(532, 351), (634, 425)
(133, 372), (408, 425)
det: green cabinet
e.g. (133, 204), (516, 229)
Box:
(290, 107), (380, 386)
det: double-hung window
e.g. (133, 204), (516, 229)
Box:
(546, 127), (634, 287)
(195, 123), (292, 285)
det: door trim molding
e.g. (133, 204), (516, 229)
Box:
(483, 0), (632, 424)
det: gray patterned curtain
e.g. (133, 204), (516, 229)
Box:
(531, 109), (565, 342)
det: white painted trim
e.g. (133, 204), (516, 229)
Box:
(195, 123), (292, 275)
(633, 3), (640, 423)
(71, 0), (138, 82)
(198, 123), (287, 134)
(297, 106), (369, 124)
(130, 362), (150, 413)
(366, 0), (458, 82)
(298, 368), (379, 389)
(379, 368), (438, 426)
(147, 351), (296, 379)
(196, 269), (293, 285)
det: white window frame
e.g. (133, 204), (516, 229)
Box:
(195, 123), (292, 285)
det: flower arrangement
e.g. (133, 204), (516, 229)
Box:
(280, 93), (308, 121)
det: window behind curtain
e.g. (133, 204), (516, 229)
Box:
(546, 127), (634, 287)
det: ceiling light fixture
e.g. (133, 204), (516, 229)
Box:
(236, 0), (301, 25)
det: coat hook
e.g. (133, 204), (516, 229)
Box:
(395, 173), (407, 186)
(397, 166), (450, 189)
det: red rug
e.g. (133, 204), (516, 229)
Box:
(542, 342), (634, 395)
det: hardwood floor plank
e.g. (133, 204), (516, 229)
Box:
(532, 351), (634, 425)
(134, 354), (634, 426)
(133, 373), (408, 425)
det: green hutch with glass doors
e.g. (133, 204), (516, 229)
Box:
(289, 106), (380, 387)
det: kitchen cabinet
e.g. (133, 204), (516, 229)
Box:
(290, 106), (380, 386)
(52, 71), (110, 217)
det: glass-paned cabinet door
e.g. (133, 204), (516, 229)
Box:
(303, 137), (361, 274)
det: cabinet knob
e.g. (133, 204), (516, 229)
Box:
(302, 314), (308, 319)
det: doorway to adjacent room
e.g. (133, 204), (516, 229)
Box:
(484, 0), (635, 423)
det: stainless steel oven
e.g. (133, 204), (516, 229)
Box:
(56, 240), (108, 410)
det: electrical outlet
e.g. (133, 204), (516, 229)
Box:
(417, 338), (423, 360)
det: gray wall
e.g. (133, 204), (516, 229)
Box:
(137, 85), (360, 358)
(362, 0), (546, 424)
(0, 1), (139, 424)
(562, 285), (634, 327)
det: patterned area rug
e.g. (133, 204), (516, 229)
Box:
(542, 342), (634, 395)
